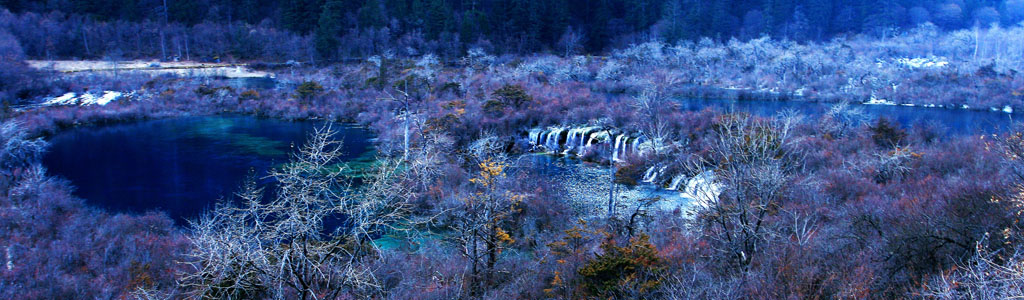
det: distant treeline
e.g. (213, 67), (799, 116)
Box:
(1, 0), (1023, 60)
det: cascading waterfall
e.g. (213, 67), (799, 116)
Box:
(562, 127), (598, 154)
(528, 129), (543, 149)
(612, 134), (626, 161)
(642, 166), (657, 183)
(632, 137), (642, 155)
(667, 174), (686, 190)
(544, 128), (566, 151)
(529, 126), (640, 161)
(527, 126), (711, 196)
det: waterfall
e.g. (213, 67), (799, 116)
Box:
(667, 174), (686, 190)
(632, 137), (642, 155)
(562, 128), (576, 155)
(5, 245), (11, 271)
(565, 127), (592, 154)
(682, 171), (722, 206)
(545, 128), (565, 151)
(578, 128), (591, 149)
(587, 130), (609, 147)
(642, 166), (657, 183)
(528, 127), (640, 160)
(528, 129), (542, 147)
(612, 134), (626, 161)
(565, 128), (581, 151)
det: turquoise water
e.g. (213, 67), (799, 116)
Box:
(42, 116), (373, 223)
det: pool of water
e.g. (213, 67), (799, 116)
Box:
(677, 98), (1018, 134)
(42, 116), (373, 223)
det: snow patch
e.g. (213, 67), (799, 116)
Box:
(42, 91), (124, 106)
(864, 97), (896, 106)
(42, 92), (78, 106)
(895, 57), (949, 69)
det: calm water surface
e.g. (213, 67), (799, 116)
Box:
(678, 98), (1018, 134)
(43, 116), (373, 223)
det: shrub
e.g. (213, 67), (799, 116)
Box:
(492, 84), (533, 108)
(870, 117), (907, 148)
(295, 80), (324, 100)
(238, 89), (260, 101)
(613, 160), (646, 186)
(578, 235), (664, 298)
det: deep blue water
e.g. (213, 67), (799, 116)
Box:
(42, 116), (372, 223)
(677, 99), (1018, 134)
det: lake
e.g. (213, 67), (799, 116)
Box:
(678, 98), (1017, 134)
(42, 116), (373, 223)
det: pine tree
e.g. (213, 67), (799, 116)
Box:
(541, 0), (571, 45)
(359, 0), (387, 29)
(460, 8), (486, 43)
(425, 0), (449, 40)
(587, 0), (612, 52)
(805, 0), (833, 39)
(315, 0), (345, 60)
(283, 0), (325, 34)
(661, 0), (686, 44)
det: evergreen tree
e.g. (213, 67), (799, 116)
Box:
(804, 0), (833, 39)
(315, 0), (345, 60)
(627, 0), (658, 32)
(587, 0), (612, 52)
(460, 8), (488, 43)
(359, 0), (387, 29)
(284, 0), (325, 34)
(788, 4), (810, 40)
(661, 0), (686, 44)
(425, 0), (449, 40)
(542, 0), (571, 45)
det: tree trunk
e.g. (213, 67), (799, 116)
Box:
(82, 26), (90, 56)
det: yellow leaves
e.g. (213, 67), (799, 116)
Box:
(495, 227), (515, 245)
(471, 159), (506, 188)
(551, 271), (564, 286)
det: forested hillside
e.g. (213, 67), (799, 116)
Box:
(2, 0), (1022, 59)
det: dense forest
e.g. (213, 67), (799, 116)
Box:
(2, 0), (1023, 59)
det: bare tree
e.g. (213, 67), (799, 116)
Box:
(557, 26), (586, 57)
(631, 74), (680, 156)
(921, 240), (1024, 299)
(821, 101), (868, 138)
(0, 121), (47, 191)
(450, 135), (521, 294)
(179, 125), (412, 299)
(686, 114), (798, 270)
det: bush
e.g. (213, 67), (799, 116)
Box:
(870, 117), (907, 148)
(578, 235), (664, 298)
(492, 84), (533, 108)
(295, 81), (324, 100)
